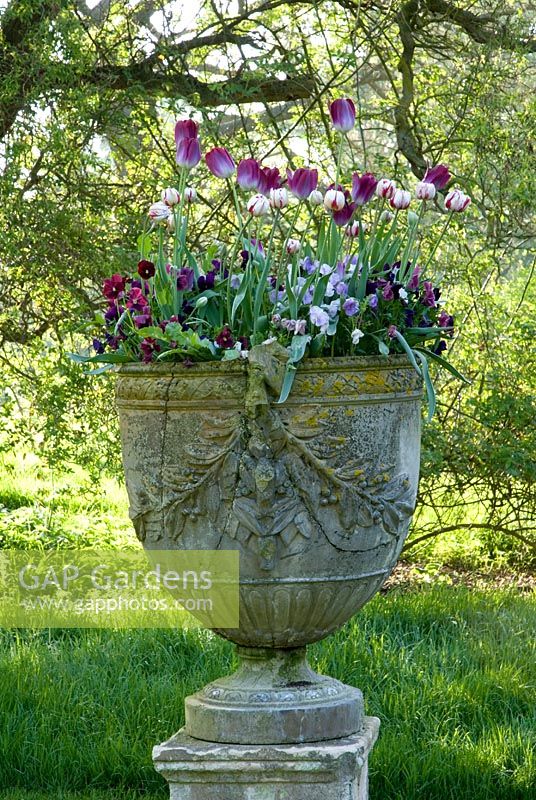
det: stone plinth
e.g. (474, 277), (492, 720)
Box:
(153, 717), (380, 800)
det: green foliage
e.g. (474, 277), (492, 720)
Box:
(0, 587), (533, 799)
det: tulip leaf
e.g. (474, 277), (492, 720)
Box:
(414, 349), (436, 421)
(414, 347), (472, 384)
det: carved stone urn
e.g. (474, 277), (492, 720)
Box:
(115, 351), (422, 747)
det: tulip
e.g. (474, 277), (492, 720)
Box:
(269, 187), (289, 209)
(376, 178), (396, 199)
(351, 172), (378, 206)
(286, 238), (300, 255)
(390, 189), (411, 210)
(183, 187), (197, 203)
(344, 220), (367, 237)
(380, 210), (395, 223)
(161, 187), (180, 206)
(205, 147), (235, 179)
(237, 158), (261, 191)
(415, 181), (436, 200)
(333, 200), (356, 226)
(176, 137), (201, 169)
(166, 215), (175, 233)
(175, 119), (198, 143)
(308, 189), (324, 206)
(286, 167), (318, 199)
(445, 189), (471, 212)
(257, 166), (281, 196)
(329, 98), (356, 132)
(423, 164), (451, 189)
(323, 189), (345, 211)
(148, 201), (171, 222)
(246, 194), (270, 217)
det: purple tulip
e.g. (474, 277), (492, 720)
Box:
(351, 173), (378, 206)
(257, 166), (281, 196)
(423, 164), (451, 190)
(329, 98), (356, 133)
(205, 147), (235, 179)
(93, 338), (105, 354)
(176, 137), (201, 169)
(286, 167), (318, 199)
(175, 119), (198, 143)
(333, 200), (356, 226)
(237, 158), (261, 191)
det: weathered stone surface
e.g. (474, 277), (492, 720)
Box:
(153, 716), (380, 800)
(185, 646), (363, 744)
(116, 354), (422, 745)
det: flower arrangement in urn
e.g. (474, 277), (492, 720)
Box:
(78, 97), (470, 414)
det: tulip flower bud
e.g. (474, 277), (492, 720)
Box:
(183, 187), (197, 203)
(166, 215), (175, 233)
(269, 187), (289, 209)
(148, 201), (171, 222)
(380, 210), (394, 223)
(247, 194), (270, 217)
(176, 137), (202, 169)
(445, 189), (471, 212)
(407, 211), (420, 226)
(415, 181), (436, 200)
(376, 179), (396, 199)
(329, 98), (356, 133)
(205, 147), (235, 179)
(323, 189), (345, 212)
(237, 158), (261, 191)
(161, 187), (180, 206)
(308, 189), (324, 206)
(286, 238), (300, 255)
(195, 296), (208, 308)
(390, 189), (411, 210)
(344, 221), (367, 238)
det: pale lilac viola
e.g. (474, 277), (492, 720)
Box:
(176, 137), (201, 169)
(286, 167), (318, 199)
(351, 173), (378, 206)
(237, 159), (260, 191)
(343, 297), (359, 316)
(382, 282), (395, 301)
(423, 164), (451, 189)
(205, 147), (235, 178)
(309, 305), (330, 332)
(329, 98), (356, 132)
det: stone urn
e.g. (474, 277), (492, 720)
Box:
(115, 351), (422, 747)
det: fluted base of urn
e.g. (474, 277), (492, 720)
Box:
(184, 646), (363, 744)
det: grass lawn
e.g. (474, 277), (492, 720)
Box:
(0, 585), (534, 800)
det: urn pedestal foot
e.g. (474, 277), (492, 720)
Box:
(184, 646), (364, 744)
(153, 716), (380, 800)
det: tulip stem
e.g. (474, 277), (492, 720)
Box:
(228, 179), (244, 229)
(422, 211), (453, 273)
(334, 135), (345, 187)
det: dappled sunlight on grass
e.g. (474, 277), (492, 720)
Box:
(0, 587), (533, 799)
